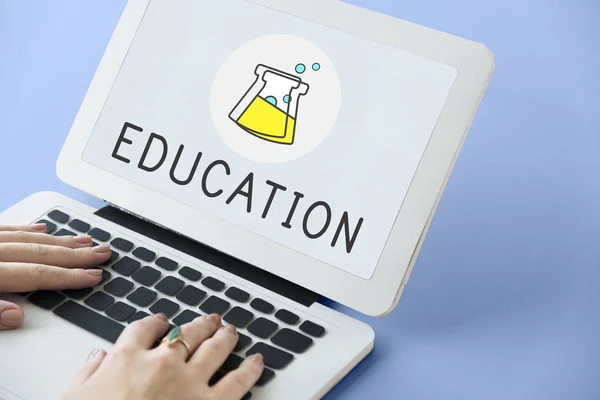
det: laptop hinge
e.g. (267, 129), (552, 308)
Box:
(95, 205), (320, 307)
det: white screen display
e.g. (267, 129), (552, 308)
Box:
(83, 0), (457, 279)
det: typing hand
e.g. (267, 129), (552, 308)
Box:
(0, 224), (111, 330)
(63, 314), (263, 400)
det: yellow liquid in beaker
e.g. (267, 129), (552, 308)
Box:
(236, 96), (296, 145)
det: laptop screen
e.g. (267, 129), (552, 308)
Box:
(82, 0), (457, 280)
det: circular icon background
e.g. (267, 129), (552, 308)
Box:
(210, 34), (341, 163)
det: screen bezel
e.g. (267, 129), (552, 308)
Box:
(57, 0), (494, 316)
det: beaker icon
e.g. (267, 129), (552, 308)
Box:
(229, 64), (310, 145)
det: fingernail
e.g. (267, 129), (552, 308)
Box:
(73, 235), (92, 244)
(0, 309), (24, 329)
(31, 223), (47, 232)
(86, 269), (103, 276)
(224, 324), (237, 334)
(93, 244), (111, 253)
(155, 313), (168, 322)
(207, 314), (221, 324)
(249, 353), (263, 365)
(87, 348), (99, 361)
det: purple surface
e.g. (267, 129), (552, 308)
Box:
(1, 1), (599, 399)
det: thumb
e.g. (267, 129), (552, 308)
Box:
(70, 348), (107, 386)
(0, 300), (24, 330)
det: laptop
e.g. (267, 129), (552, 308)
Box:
(0, 0), (494, 399)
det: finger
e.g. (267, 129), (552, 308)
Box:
(211, 354), (264, 399)
(190, 323), (239, 378)
(0, 263), (103, 292)
(0, 224), (47, 233)
(0, 300), (24, 330)
(0, 243), (111, 267)
(69, 348), (107, 386)
(116, 313), (170, 350)
(157, 314), (222, 360)
(0, 231), (93, 248)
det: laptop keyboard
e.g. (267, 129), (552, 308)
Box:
(24, 208), (327, 399)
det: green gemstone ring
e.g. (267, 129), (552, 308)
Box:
(160, 326), (191, 357)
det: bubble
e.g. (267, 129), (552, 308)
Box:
(295, 63), (306, 74)
(265, 96), (277, 106)
(312, 63), (321, 71)
(283, 95), (290, 103)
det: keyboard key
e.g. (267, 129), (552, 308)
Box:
(224, 307), (254, 328)
(208, 368), (253, 400)
(250, 298), (274, 314)
(209, 370), (226, 386)
(275, 309), (299, 325)
(225, 287), (250, 303)
(84, 292), (115, 311)
(48, 209), (69, 223)
(149, 298), (180, 317)
(68, 219), (90, 233)
(299, 320), (325, 338)
(246, 343), (293, 369)
(111, 237), (134, 251)
(172, 310), (201, 326)
(128, 311), (149, 324)
(132, 247), (155, 262)
(155, 276), (184, 296)
(62, 287), (93, 300)
(127, 287), (157, 307)
(271, 328), (313, 354)
(199, 296), (230, 315)
(155, 256), (178, 271)
(104, 277), (134, 297)
(28, 291), (65, 310)
(54, 228), (75, 237)
(54, 300), (124, 343)
(105, 301), (136, 322)
(217, 353), (275, 386)
(36, 219), (57, 234)
(256, 368), (276, 386)
(202, 276), (225, 292)
(89, 227), (111, 242)
(132, 266), (161, 286)
(234, 333), (252, 352)
(178, 266), (202, 281)
(219, 353), (244, 372)
(112, 256), (141, 276)
(100, 250), (119, 266)
(176, 286), (206, 306)
(247, 318), (278, 339)
(99, 270), (112, 285)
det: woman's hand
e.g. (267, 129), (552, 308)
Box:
(0, 224), (111, 330)
(63, 313), (264, 400)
